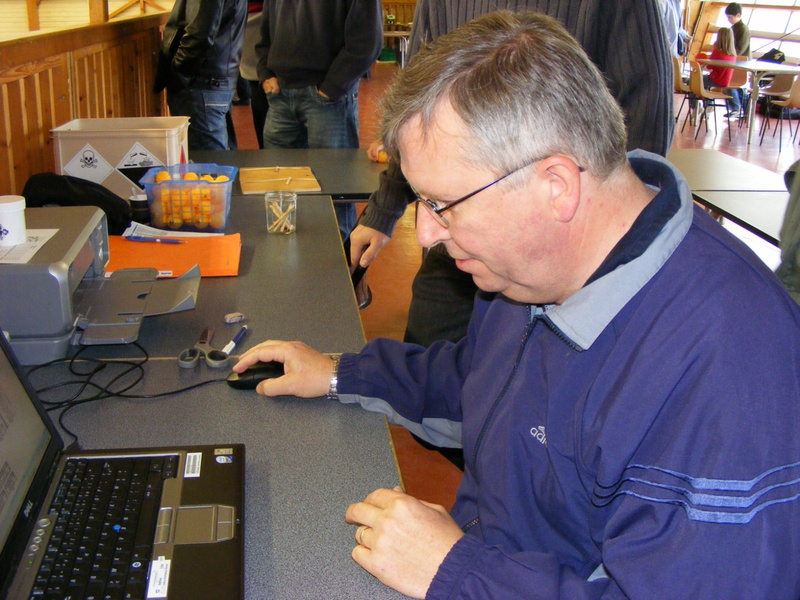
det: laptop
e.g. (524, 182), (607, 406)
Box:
(0, 333), (245, 600)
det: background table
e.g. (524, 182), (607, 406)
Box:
(667, 148), (787, 192)
(193, 149), (384, 200)
(697, 59), (800, 143)
(28, 191), (405, 599)
(688, 190), (788, 245)
(667, 149), (789, 246)
(383, 30), (410, 67)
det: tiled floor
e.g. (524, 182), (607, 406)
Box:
(231, 62), (797, 510)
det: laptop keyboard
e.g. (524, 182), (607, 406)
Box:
(30, 455), (180, 600)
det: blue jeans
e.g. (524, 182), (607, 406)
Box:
(728, 88), (743, 113)
(263, 85), (360, 238)
(168, 88), (235, 151)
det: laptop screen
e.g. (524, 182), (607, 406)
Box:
(0, 336), (57, 564)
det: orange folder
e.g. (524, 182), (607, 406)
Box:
(106, 234), (241, 277)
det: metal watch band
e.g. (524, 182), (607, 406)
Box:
(327, 354), (341, 400)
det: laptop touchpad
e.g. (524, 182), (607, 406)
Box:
(172, 505), (236, 544)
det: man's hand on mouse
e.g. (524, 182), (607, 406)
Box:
(233, 340), (333, 397)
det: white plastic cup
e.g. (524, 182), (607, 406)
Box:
(0, 195), (27, 247)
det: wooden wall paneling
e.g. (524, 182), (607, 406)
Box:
(103, 45), (118, 117)
(118, 36), (137, 115)
(3, 80), (27, 194)
(139, 31), (162, 115)
(50, 58), (74, 149)
(133, 36), (148, 115)
(73, 43), (100, 118)
(0, 14), (168, 195)
(129, 33), (155, 115)
(23, 74), (45, 178)
(382, 1), (416, 26)
(71, 35), (158, 120)
(0, 54), (71, 195)
(96, 48), (109, 116)
(89, 51), (103, 117)
(72, 51), (88, 119)
(132, 36), (150, 115)
(35, 67), (66, 176)
(0, 85), (14, 195)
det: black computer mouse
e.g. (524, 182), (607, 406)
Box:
(226, 361), (284, 389)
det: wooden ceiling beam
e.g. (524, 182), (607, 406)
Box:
(89, 0), (110, 25)
(26, 0), (40, 31)
(109, 0), (167, 20)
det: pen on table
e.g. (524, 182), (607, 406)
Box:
(124, 235), (186, 244)
(222, 325), (248, 355)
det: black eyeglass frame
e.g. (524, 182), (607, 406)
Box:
(410, 157), (584, 227)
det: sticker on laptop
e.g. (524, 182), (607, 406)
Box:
(184, 452), (202, 478)
(147, 556), (171, 598)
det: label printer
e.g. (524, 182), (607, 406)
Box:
(0, 206), (200, 365)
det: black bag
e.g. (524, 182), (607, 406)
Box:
(22, 173), (132, 235)
(760, 48), (786, 64)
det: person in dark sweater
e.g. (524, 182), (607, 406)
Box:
(726, 2), (751, 59)
(725, 2), (751, 116)
(351, 0), (675, 347)
(255, 0), (382, 239)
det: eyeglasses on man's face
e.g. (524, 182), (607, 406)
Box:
(410, 157), (584, 228)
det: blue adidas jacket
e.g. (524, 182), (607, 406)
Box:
(337, 152), (800, 599)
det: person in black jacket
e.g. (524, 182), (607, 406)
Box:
(255, 0), (382, 239)
(154, 0), (247, 151)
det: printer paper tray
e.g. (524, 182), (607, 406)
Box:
(75, 265), (200, 345)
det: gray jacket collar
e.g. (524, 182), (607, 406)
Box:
(543, 150), (693, 350)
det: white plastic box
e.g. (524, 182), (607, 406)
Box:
(52, 117), (189, 199)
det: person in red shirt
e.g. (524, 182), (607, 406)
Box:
(699, 27), (736, 88)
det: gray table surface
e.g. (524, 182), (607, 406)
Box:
(91, 194), (365, 360)
(667, 148), (787, 192)
(666, 149), (790, 246)
(27, 361), (405, 600)
(192, 149), (384, 200)
(689, 190), (789, 245)
(31, 193), (406, 599)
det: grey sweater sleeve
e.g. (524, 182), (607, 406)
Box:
(577, 0), (675, 156)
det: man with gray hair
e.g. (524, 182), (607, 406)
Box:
(235, 11), (800, 599)
(352, 0), (674, 354)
